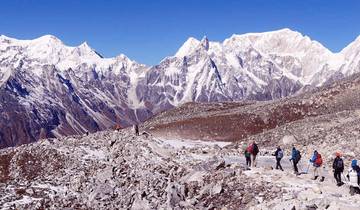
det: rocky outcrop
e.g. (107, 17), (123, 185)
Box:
(0, 129), (286, 209)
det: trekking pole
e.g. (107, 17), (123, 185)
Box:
(305, 162), (311, 174)
(342, 172), (348, 182)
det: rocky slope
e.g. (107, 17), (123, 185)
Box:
(144, 72), (360, 160)
(1, 128), (359, 209)
(0, 129), (280, 209)
(1, 29), (360, 148)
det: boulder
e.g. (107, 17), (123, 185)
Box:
(282, 135), (297, 146)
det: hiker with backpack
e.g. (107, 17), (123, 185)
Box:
(347, 160), (360, 194)
(273, 146), (284, 171)
(246, 141), (259, 167)
(348, 160), (360, 185)
(310, 150), (325, 182)
(244, 146), (251, 167)
(332, 152), (344, 186)
(133, 124), (139, 136)
(289, 146), (301, 174)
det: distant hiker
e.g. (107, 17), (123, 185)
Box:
(289, 146), (301, 174)
(244, 147), (251, 167)
(114, 124), (122, 132)
(348, 160), (360, 185)
(241, 143), (251, 167)
(273, 146), (284, 171)
(247, 141), (259, 167)
(332, 152), (344, 186)
(310, 150), (325, 182)
(347, 160), (360, 195)
(133, 124), (139, 136)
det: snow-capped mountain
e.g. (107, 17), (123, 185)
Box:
(1, 28), (360, 148)
(141, 28), (359, 110)
(0, 35), (150, 148)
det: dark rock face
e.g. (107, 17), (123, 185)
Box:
(0, 64), (153, 148)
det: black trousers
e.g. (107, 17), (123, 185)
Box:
(245, 156), (251, 167)
(276, 158), (283, 170)
(334, 170), (342, 183)
(293, 161), (298, 173)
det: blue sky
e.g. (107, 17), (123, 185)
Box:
(0, 0), (359, 65)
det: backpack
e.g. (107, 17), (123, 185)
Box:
(295, 150), (301, 163)
(334, 158), (344, 170)
(277, 150), (284, 159)
(246, 144), (254, 154)
(315, 153), (323, 166)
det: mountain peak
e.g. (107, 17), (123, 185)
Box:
(34, 34), (63, 44)
(175, 37), (201, 57)
(340, 35), (360, 56)
(78, 41), (93, 52)
(201, 36), (209, 50)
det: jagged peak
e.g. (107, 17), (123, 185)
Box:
(175, 37), (201, 57)
(77, 41), (94, 53)
(79, 41), (90, 48)
(201, 36), (209, 51)
(340, 35), (360, 55)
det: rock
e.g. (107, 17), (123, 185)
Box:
(312, 186), (322, 194)
(282, 135), (297, 146)
(131, 195), (150, 210)
(166, 183), (185, 208)
(25, 188), (34, 196)
(211, 184), (223, 195)
(215, 160), (226, 170)
(242, 194), (253, 204)
(306, 204), (318, 210)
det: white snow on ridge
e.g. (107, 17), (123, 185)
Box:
(175, 37), (201, 57)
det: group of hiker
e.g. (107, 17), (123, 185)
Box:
(244, 142), (360, 194)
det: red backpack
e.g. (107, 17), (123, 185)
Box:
(315, 153), (323, 166)
(246, 144), (254, 154)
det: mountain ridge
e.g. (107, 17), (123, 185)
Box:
(1, 28), (360, 148)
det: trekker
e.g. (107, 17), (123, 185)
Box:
(332, 152), (344, 186)
(273, 146), (284, 171)
(133, 124), (139, 136)
(246, 141), (259, 167)
(347, 160), (360, 195)
(114, 124), (122, 132)
(310, 150), (325, 182)
(289, 146), (301, 174)
(244, 148), (251, 167)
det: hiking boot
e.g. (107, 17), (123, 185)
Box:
(337, 182), (344, 187)
(320, 176), (325, 182)
(313, 176), (318, 180)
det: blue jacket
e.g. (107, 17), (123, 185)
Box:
(352, 160), (360, 176)
(289, 148), (297, 161)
